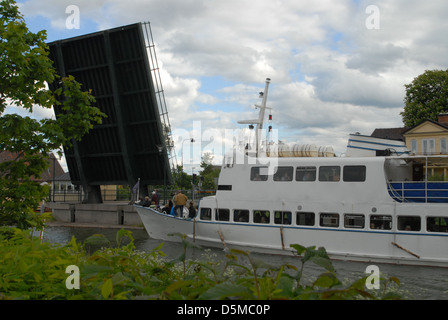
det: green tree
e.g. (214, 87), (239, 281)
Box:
(199, 152), (220, 190)
(0, 0), (105, 229)
(169, 165), (192, 190)
(401, 69), (448, 127)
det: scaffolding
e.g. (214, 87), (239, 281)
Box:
(141, 22), (177, 171)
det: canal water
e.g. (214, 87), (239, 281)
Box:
(42, 226), (448, 300)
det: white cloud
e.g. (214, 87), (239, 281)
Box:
(15, 0), (448, 161)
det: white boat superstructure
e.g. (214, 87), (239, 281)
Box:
(135, 79), (448, 267)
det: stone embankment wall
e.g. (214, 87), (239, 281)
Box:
(46, 202), (142, 227)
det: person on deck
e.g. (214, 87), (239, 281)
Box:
(173, 190), (188, 217)
(141, 196), (151, 207)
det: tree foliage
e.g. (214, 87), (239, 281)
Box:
(198, 152), (220, 190)
(0, 229), (403, 300)
(0, 0), (106, 229)
(401, 69), (448, 127)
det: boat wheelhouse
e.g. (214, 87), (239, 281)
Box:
(135, 79), (448, 267)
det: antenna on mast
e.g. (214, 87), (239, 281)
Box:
(237, 78), (271, 157)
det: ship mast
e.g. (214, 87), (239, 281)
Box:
(238, 78), (271, 157)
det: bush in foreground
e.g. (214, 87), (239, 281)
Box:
(0, 228), (401, 300)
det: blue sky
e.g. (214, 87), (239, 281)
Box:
(11, 0), (448, 171)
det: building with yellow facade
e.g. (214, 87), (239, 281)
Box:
(403, 114), (448, 180)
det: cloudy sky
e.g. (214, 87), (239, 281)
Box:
(12, 0), (448, 170)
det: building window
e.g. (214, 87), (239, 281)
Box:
(274, 211), (292, 225)
(422, 139), (435, 155)
(253, 210), (270, 224)
(234, 209), (249, 223)
(344, 214), (365, 228)
(296, 212), (315, 226)
(343, 166), (366, 182)
(397, 216), (421, 231)
(370, 215), (392, 230)
(296, 166), (316, 181)
(319, 166), (340, 182)
(274, 167), (293, 181)
(250, 167), (269, 181)
(411, 139), (417, 154)
(441, 138), (447, 154)
(320, 213), (339, 228)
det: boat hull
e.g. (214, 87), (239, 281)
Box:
(135, 205), (448, 268)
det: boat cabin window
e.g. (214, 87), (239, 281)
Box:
(200, 208), (212, 220)
(296, 167), (316, 181)
(218, 185), (232, 191)
(427, 217), (448, 232)
(296, 212), (315, 226)
(343, 166), (366, 182)
(274, 167), (293, 181)
(250, 167), (269, 181)
(274, 211), (292, 225)
(254, 210), (270, 224)
(215, 208), (230, 221)
(370, 215), (392, 230)
(397, 216), (421, 231)
(344, 214), (365, 229)
(319, 166), (340, 182)
(320, 213), (339, 228)
(234, 209), (249, 223)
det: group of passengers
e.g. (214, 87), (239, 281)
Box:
(139, 189), (196, 219)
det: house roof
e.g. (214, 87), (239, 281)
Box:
(54, 172), (71, 182)
(0, 151), (65, 182)
(402, 119), (448, 135)
(370, 127), (408, 141)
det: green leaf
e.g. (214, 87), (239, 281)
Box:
(163, 280), (194, 295)
(309, 256), (335, 272)
(290, 244), (306, 255)
(277, 276), (295, 297)
(313, 272), (338, 288)
(82, 264), (114, 276)
(101, 278), (113, 299)
(84, 234), (110, 247)
(199, 283), (252, 300)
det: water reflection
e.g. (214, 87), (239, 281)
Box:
(42, 226), (448, 300)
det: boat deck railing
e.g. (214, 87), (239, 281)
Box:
(387, 181), (448, 203)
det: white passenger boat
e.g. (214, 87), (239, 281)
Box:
(135, 79), (448, 267)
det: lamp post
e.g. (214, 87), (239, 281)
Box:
(192, 166), (196, 204)
(52, 154), (55, 202)
(181, 138), (195, 167)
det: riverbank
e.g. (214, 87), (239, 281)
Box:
(45, 201), (143, 227)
